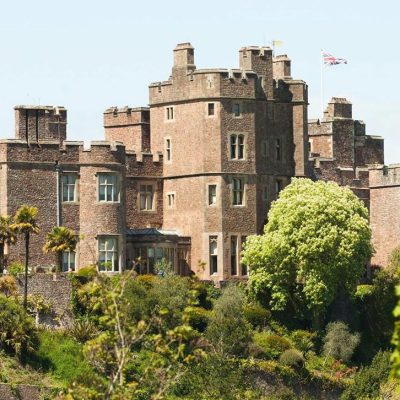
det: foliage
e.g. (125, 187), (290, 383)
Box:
(65, 271), (205, 399)
(69, 318), (99, 343)
(0, 294), (37, 355)
(43, 226), (77, 271)
(11, 204), (39, 310)
(391, 285), (400, 380)
(185, 306), (209, 332)
(8, 261), (24, 276)
(341, 351), (391, 400)
(29, 330), (95, 386)
(354, 284), (374, 301)
(244, 302), (271, 329)
(253, 332), (292, 360)
(388, 246), (400, 276)
(205, 284), (252, 357)
(279, 348), (305, 368)
(323, 321), (360, 363)
(290, 329), (316, 355)
(242, 179), (373, 326)
(0, 275), (18, 297)
(0, 215), (17, 272)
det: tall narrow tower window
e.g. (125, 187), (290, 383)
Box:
(165, 138), (171, 161)
(275, 139), (281, 161)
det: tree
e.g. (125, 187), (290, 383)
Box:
(43, 226), (77, 272)
(242, 178), (373, 327)
(10, 205), (39, 310)
(0, 215), (17, 272)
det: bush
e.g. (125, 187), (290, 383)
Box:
(8, 261), (24, 276)
(341, 351), (391, 400)
(69, 318), (99, 343)
(290, 329), (315, 355)
(186, 306), (209, 332)
(32, 330), (94, 385)
(73, 265), (97, 285)
(253, 332), (292, 360)
(0, 294), (37, 354)
(244, 303), (271, 329)
(135, 274), (156, 289)
(323, 321), (360, 363)
(0, 275), (18, 297)
(206, 285), (252, 357)
(279, 349), (305, 368)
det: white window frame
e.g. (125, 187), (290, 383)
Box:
(208, 184), (217, 206)
(98, 236), (119, 272)
(209, 236), (218, 275)
(165, 106), (174, 121)
(62, 251), (76, 272)
(139, 183), (155, 211)
(62, 173), (77, 202)
(98, 173), (120, 203)
(232, 177), (245, 206)
(229, 133), (245, 160)
(166, 192), (176, 208)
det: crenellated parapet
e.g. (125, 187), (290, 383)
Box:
(369, 164), (400, 187)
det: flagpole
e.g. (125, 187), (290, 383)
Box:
(320, 49), (324, 118)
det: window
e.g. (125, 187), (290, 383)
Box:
(98, 174), (119, 202)
(231, 236), (238, 276)
(165, 138), (171, 161)
(167, 193), (175, 208)
(98, 237), (119, 272)
(139, 184), (154, 211)
(232, 178), (244, 206)
(275, 139), (281, 161)
(262, 140), (268, 157)
(208, 185), (217, 205)
(233, 103), (241, 117)
(208, 103), (215, 116)
(166, 106), (174, 120)
(308, 141), (312, 153)
(241, 236), (248, 275)
(62, 174), (77, 202)
(62, 251), (76, 272)
(276, 179), (282, 199)
(209, 236), (218, 275)
(230, 134), (245, 160)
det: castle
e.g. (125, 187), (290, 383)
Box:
(0, 43), (398, 280)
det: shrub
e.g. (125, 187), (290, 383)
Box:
(186, 306), (209, 332)
(290, 329), (315, 355)
(323, 321), (360, 363)
(135, 274), (156, 289)
(206, 285), (252, 357)
(73, 265), (97, 285)
(0, 294), (37, 354)
(69, 318), (99, 343)
(279, 349), (305, 368)
(8, 261), (24, 277)
(341, 351), (391, 400)
(0, 275), (18, 297)
(253, 332), (292, 360)
(32, 330), (94, 385)
(244, 303), (271, 329)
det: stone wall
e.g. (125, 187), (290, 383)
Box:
(17, 273), (73, 327)
(0, 384), (51, 400)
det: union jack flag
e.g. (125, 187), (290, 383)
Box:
(323, 51), (348, 66)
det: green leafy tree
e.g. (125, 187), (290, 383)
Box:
(10, 205), (39, 310)
(0, 215), (17, 272)
(205, 284), (252, 357)
(242, 178), (373, 328)
(43, 226), (77, 272)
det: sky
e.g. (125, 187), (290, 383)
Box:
(0, 0), (398, 163)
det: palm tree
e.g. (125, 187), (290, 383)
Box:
(43, 226), (77, 272)
(0, 215), (17, 273)
(11, 205), (39, 310)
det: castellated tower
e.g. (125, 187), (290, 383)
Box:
(148, 42), (308, 281)
(14, 105), (67, 144)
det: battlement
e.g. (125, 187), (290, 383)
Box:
(369, 165), (400, 187)
(104, 106), (150, 127)
(273, 54), (291, 79)
(14, 105), (67, 144)
(323, 97), (352, 119)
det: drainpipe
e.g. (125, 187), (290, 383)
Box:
(55, 161), (61, 226)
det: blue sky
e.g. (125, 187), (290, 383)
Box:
(0, 0), (398, 163)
